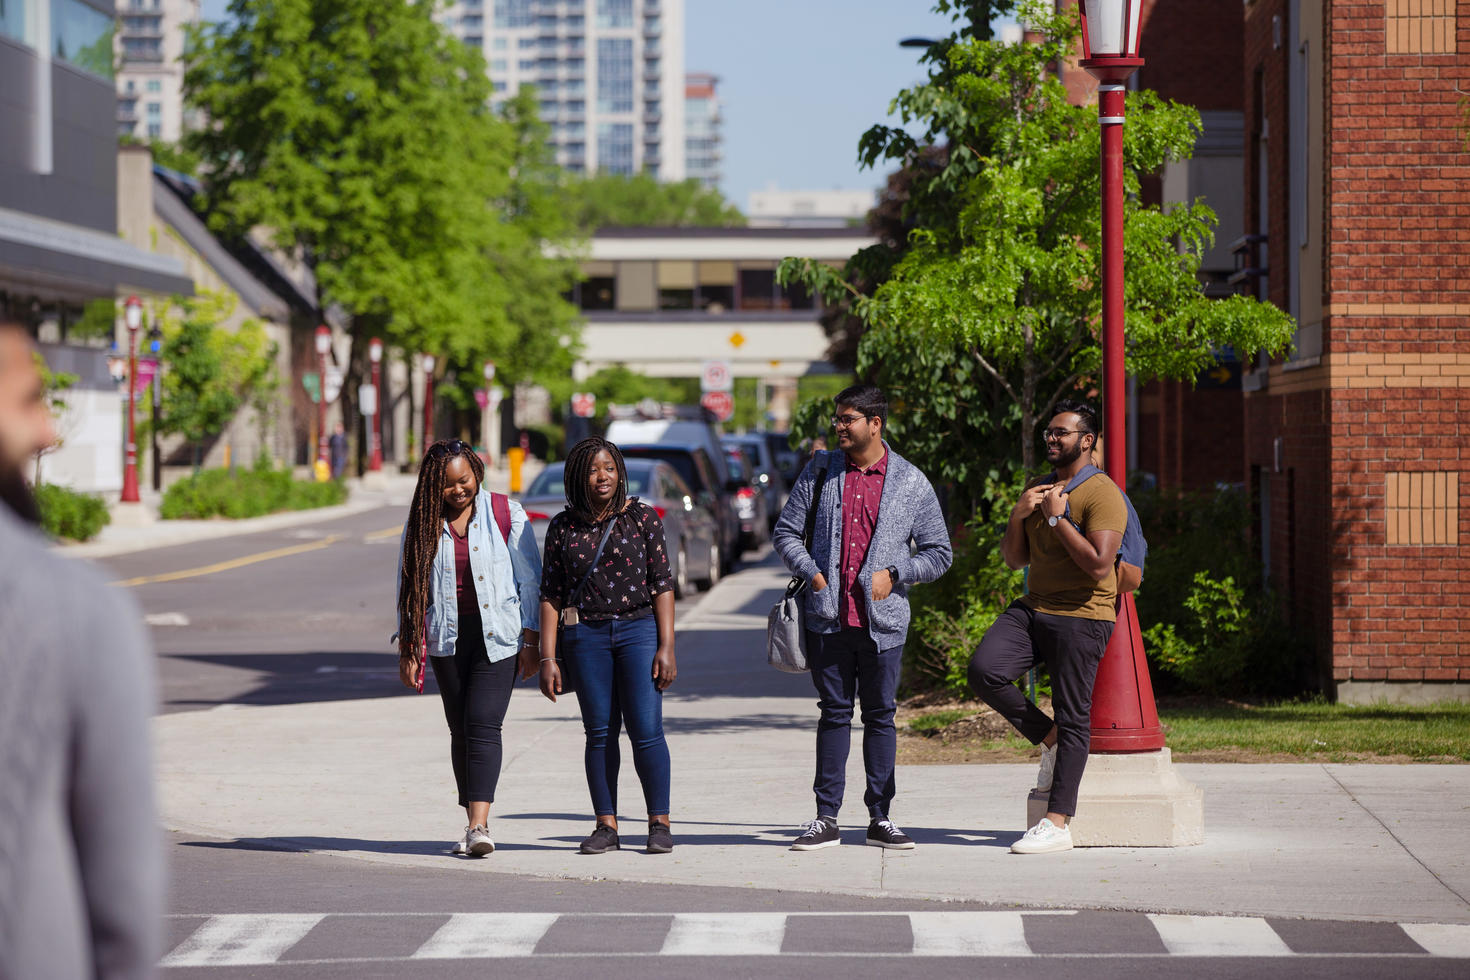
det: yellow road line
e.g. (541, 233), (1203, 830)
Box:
(114, 535), (345, 588)
(363, 526), (402, 542)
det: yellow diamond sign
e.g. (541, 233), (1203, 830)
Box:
(728, 331), (746, 349)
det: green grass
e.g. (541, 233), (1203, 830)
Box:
(909, 709), (977, 734)
(1158, 699), (1470, 761)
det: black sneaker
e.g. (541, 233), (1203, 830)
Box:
(866, 818), (916, 850)
(646, 821), (674, 854)
(579, 823), (620, 855)
(790, 816), (840, 851)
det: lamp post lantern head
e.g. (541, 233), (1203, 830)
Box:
(421, 353), (436, 374)
(1076, 0), (1145, 80)
(314, 324), (332, 355)
(124, 294), (142, 333)
(368, 337), (383, 363)
(483, 360), (496, 382)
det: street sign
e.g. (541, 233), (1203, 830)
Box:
(323, 365), (344, 404)
(700, 389), (734, 422)
(302, 372), (321, 405)
(571, 391), (597, 418)
(358, 383), (378, 416)
(701, 359), (733, 393)
(133, 357), (159, 397)
(727, 331), (746, 349)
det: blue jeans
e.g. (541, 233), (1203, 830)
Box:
(807, 627), (903, 821)
(563, 616), (670, 817)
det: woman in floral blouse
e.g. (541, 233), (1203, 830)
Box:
(538, 437), (678, 855)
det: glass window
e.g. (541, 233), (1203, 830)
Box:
(596, 0), (633, 29)
(146, 101), (161, 117)
(598, 121), (634, 176)
(147, 122), (161, 138)
(657, 260), (695, 310)
(52, 0), (116, 79)
(145, 79), (161, 93)
(738, 267), (776, 311)
(0, 0), (28, 46)
(614, 260), (655, 310)
(697, 261), (735, 313)
(490, 58), (507, 71)
(493, 0), (533, 28)
(597, 38), (633, 114)
(492, 36), (507, 50)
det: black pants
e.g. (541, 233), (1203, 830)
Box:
(808, 627), (903, 821)
(967, 601), (1114, 817)
(430, 623), (517, 809)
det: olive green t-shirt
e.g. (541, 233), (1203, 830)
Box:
(1018, 473), (1127, 622)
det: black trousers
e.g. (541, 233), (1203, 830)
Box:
(967, 601), (1114, 817)
(430, 622), (517, 809)
(808, 627), (903, 821)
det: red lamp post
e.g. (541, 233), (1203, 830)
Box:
(314, 325), (331, 472)
(368, 337), (384, 472)
(1076, 0), (1164, 752)
(421, 353), (436, 449)
(120, 295), (142, 503)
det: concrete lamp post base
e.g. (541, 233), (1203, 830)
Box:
(1026, 747), (1204, 847)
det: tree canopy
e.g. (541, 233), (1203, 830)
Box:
(561, 173), (745, 229)
(780, 0), (1294, 513)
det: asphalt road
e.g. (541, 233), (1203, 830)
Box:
(98, 507), (1467, 977)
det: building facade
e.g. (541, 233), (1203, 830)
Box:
(114, 0), (199, 143)
(684, 71), (719, 188)
(1239, 0), (1469, 702)
(448, 0), (686, 179)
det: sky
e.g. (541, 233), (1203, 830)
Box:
(198, 1), (1004, 211)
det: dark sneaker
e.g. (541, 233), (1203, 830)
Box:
(646, 821), (674, 854)
(579, 823), (620, 855)
(790, 816), (840, 851)
(866, 818), (916, 850)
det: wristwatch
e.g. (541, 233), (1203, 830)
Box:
(885, 565), (900, 583)
(1047, 514), (1061, 528)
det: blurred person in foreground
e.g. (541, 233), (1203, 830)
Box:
(0, 319), (162, 978)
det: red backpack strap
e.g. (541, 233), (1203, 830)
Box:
(490, 492), (512, 544)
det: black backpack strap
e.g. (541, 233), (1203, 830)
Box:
(786, 457), (831, 598)
(566, 516), (618, 609)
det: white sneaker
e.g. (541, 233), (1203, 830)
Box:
(466, 825), (495, 857)
(451, 826), (471, 855)
(1011, 818), (1073, 854)
(1036, 743), (1057, 792)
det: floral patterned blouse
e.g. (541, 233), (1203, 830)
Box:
(539, 499), (674, 622)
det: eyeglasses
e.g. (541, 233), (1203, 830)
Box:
(1040, 428), (1086, 442)
(831, 413), (871, 429)
(428, 439), (471, 459)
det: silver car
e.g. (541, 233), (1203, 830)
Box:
(519, 458), (723, 597)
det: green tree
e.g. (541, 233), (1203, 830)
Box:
(156, 294), (276, 468)
(562, 173), (745, 229)
(183, 0), (580, 433)
(780, 0), (1295, 517)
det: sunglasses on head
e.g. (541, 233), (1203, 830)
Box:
(427, 439), (471, 460)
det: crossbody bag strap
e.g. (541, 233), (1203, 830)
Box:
(566, 514), (618, 609)
(787, 459), (832, 597)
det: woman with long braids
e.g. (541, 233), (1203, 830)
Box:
(538, 437), (678, 855)
(395, 439), (543, 857)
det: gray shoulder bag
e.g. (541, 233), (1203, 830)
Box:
(766, 460), (830, 673)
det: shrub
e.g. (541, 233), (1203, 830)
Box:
(35, 483), (110, 542)
(160, 463), (347, 519)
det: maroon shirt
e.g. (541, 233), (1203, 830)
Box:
(452, 524), (480, 622)
(839, 450), (887, 628)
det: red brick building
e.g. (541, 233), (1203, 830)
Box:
(1238, 0), (1469, 702)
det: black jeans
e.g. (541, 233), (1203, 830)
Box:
(807, 627), (903, 821)
(430, 623), (517, 809)
(967, 601), (1114, 817)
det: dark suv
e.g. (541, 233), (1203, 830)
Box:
(619, 443), (740, 577)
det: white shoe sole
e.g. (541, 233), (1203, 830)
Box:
(866, 838), (916, 850)
(790, 838), (841, 851)
(467, 839), (495, 857)
(1011, 838), (1072, 854)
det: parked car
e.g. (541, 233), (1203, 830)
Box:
(518, 458), (720, 597)
(722, 444), (771, 553)
(605, 403), (735, 488)
(763, 430), (805, 488)
(618, 442), (740, 581)
(722, 434), (789, 531)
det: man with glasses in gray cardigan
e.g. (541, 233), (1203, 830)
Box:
(773, 384), (952, 851)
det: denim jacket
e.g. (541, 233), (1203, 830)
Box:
(394, 489), (543, 662)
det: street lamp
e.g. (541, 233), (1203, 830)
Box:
(314, 325), (331, 474)
(367, 337), (384, 472)
(120, 295), (142, 503)
(1074, 0), (1164, 752)
(421, 353), (436, 449)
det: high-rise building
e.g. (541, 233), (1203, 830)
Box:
(114, 0), (199, 143)
(684, 71), (719, 188)
(447, 0), (685, 178)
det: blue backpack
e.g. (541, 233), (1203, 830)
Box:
(1052, 464), (1148, 592)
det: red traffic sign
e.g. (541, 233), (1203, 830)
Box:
(701, 359), (733, 393)
(571, 392), (598, 418)
(700, 389), (734, 422)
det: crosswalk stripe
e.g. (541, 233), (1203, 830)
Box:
(160, 914), (325, 966)
(412, 913), (560, 959)
(661, 913), (787, 955)
(1401, 923), (1470, 957)
(1148, 914), (1294, 956)
(908, 911), (1036, 956)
